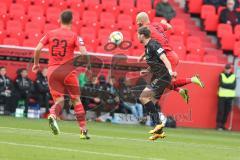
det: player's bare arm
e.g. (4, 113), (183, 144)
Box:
(160, 53), (177, 77)
(32, 42), (44, 73)
(160, 19), (173, 30)
(138, 53), (146, 62)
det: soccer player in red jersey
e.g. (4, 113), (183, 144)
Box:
(32, 10), (90, 139)
(136, 12), (204, 103)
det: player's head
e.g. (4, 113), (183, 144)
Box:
(0, 66), (6, 76)
(227, 0), (235, 11)
(138, 26), (151, 43)
(136, 12), (150, 27)
(224, 64), (232, 74)
(60, 10), (73, 25)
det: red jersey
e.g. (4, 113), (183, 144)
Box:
(147, 23), (172, 51)
(40, 27), (84, 66)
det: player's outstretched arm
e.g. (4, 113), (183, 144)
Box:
(160, 53), (177, 77)
(32, 42), (44, 73)
(160, 19), (173, 30)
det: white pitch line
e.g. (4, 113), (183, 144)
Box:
(0, 126), (239, 151)
(0, 141), (164, 160)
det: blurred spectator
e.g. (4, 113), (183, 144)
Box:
(95, 75), (119, 121)
(15, 68), (35, 114)
(35, 68), (51, 113)
(155, 0), (176, 21)
(219, 0), (240, 27)
(78, 68), (91, 88)
(216, 64), (236, 130)
(81, 75), (101, 116)
(0, 66), (15, 114)
(118, 77), (143, 121)
(204, 0), (226, 8)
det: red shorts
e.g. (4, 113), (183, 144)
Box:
(47, 65), (80, 102)
(165, 50), (179, 71)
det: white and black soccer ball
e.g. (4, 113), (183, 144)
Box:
(109, 31), (123, 45)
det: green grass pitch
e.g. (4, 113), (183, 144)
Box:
(0, 116), (240, 160)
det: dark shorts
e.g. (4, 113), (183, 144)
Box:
(149, 74), (171, 99)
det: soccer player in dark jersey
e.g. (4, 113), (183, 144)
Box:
(32, 10), (90, 139)
(136, 12), (204, 103)
(138, 26), (173, 141)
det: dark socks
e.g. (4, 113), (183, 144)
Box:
(145, 101), (161, 126)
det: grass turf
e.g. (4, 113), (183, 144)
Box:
(0, 116), (240, 160)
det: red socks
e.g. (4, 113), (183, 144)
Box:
(74, 103), (86, 131)
(49, 104), (62, 118)
(172, 78), (192, 89)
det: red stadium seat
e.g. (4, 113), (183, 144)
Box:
(15, 0), (31, 8)
(0, 20), (4, 30)
(188, 0), (203, 14)
(119, 0), (135, 10)
(99, 12), (116, 28)
(6, 20), (23, 35)
(121, 30), (132, 41)
(51, 0), (68, 10)
(201, 5), (216, 19)
(0, 30), (6, 44)
(117, 14), (133, 30)
(28, 5), (44, 20)
(170, 18), (187, 36)
(46, 7), (61, 23)
(234, 25), (240, 40)
(80, 27), (97, 39)
(22, 39), (38, 47)
(44, 24), (58, 33)
(169, 35), (184, 45)
(136, 0), (152, 11)
(82, 10), (98, 26)
(84, 0), (101, 11)
(172, 45), (187, 60)
(217, 24), (232, 38)
(69, 0), (84, 13)
(25, 22), (43, 33)
(96, 45), (106, 53)
(186, 36), (202, 51)
(0, 2), (7, 16)
(101, 0), (118, 12)
(98, 29), (112, 45)
(3, 37), (20, 46)
(204, 14), (218, 32)
(31, 16), (45, 29)
(25, 29), (42, 40)
(203, 55), (218, 63)
(33, 0), (49, 9)
(9, 3), (25, 19)
(186, 54), (202, 62)
(234, 41), (240, 56)
(71, 9), (81, 22)
(205, 48), (223, 56)
(221, 34), (236, 51)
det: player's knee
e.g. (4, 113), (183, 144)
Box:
(55, 96), (65, 106)
(139, 96), (150, 105)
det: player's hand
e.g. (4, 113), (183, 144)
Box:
(170, 71), (177, 78)
(32, 64), (40, 73)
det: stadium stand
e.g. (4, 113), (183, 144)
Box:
(187, 0), (240, 55)
(0, 0), (229, 64)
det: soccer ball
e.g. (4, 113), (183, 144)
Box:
(109, 31), (123, 45)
